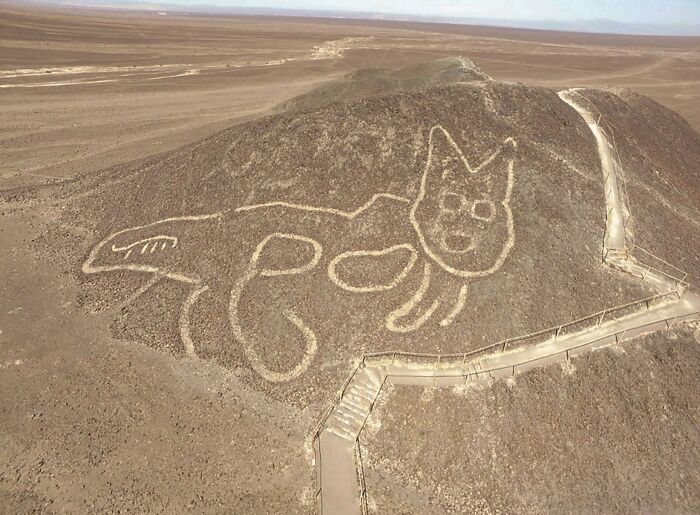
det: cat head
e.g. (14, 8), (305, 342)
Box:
(409, 125), (516, 278)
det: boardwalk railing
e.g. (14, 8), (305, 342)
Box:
(312, 90), (695, 514)
(363, 288), (682, 366)
(311, 296), (700, 513)
(311, 284), (694, 512)
(571, 90), (690, 294)
(377, 309), (700, 379)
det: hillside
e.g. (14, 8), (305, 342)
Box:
(363, 325), (700, 514)
(1, 57), (699, 512)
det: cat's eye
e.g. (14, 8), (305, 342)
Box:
(471, 199), (496, 222)
(439, 191), (465, 213)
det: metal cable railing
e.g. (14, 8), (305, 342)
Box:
(363, 288), (682, 366)
(355, 441), (368, 515)
(571, 90), (691, 295)
(378, 309), (700, 380)
(312, 89), (695, 514)
(312, 291), (696, 513)
(322, 304), (700, 515)
(571, 90), (633, 240)
(311, 360), (363, 513)
(311, 285), (693, 512)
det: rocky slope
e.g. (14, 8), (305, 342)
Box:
(2, 57), (698, 512)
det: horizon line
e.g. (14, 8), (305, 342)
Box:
(16, 0), (700, 37)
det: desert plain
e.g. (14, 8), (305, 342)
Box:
(2, 2), (700, 190)
(1, 2), (700, 513)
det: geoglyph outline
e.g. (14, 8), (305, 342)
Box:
(410, 126), (517, 278)
(82, 125), (518, 382)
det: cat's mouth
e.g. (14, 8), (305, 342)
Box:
(440, 232), (476, 253)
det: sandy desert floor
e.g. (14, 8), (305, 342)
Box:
(1, 3), (700, 514)
(1, 2), (699, 190)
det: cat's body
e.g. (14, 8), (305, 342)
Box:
(83, 126), (517, 382)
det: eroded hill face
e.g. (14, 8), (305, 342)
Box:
(26, 60), (698, 410)
(277, 56), (490, 113)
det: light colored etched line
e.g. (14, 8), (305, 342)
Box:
(328, 244), (418, 293)
(82, 212), (223, 284)
(0, 63), (192, 78)
(438, 125), (512, 176)
(112, 236), (177, 255)
(229, 232), (323, 382)
(111, 274), (163, 312)
(386, 263), (439, 333)
(440, 284), (469, 327)
(148, 69), (200, 80)
(0, 79), (119, 88)
(410, 125), (516, 278)
(470, 200), (496, 222)
(229, 268), (318, 382)
(234, 193), (410, 219)
(253, 233), (323, 277)
(180, 284), (209, 359)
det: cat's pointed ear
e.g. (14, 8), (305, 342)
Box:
(426, 125), (474, 181)
(477, 137), (516, 202)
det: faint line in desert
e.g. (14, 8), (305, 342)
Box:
(440, 284), (469, 327)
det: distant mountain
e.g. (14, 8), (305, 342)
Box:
(24, 0), (700, 36)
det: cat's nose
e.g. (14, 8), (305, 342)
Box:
(441, 232), (475, 253)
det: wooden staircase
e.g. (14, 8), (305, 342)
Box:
(324, 366), (384, 442)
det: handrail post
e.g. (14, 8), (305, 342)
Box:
(667, 315), (679, 330)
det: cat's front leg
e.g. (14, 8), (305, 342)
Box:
(385, 262), (468, 332)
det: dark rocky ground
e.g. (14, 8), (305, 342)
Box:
(1, 58), (698, 512)
(18, 64), (659, 406)
(579, 89), (700, 283)
(363, 324), (700, 514)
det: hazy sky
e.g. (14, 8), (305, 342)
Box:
(157, 0), (700, 25)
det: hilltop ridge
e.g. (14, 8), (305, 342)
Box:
(2, 56), (700, 513)
(12, 58), (692, 410)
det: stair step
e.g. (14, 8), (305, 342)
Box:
(347, 387), (374, 403)
(336, 405), (364, 424)
(328, 414), (358, 434)
(354, 380), (377, 393)
(325, 425), (354, 442)
(344, 396), (371, 413)
(338, 401), (365, 418)
(364, 367), (383, 384)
